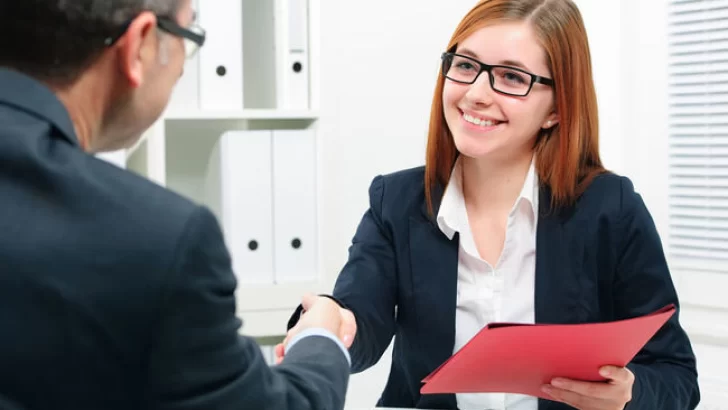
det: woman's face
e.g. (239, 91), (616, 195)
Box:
(442, 21), (559, 162)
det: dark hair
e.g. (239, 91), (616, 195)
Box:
(0, 0), (181, 86)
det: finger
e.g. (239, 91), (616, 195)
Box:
(280, 331), (292, 350)
(600, 366), (634, 385)
(549, 377), (614, 400)
(274, 343), (284, 360)
(542, 385), (604, 410)
(301, 293), (318, 310)
(339, 309), (357, 348)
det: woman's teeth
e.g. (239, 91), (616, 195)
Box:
(464, 113), (498, 127)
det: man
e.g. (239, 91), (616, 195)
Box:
(0, 1), (355, 409)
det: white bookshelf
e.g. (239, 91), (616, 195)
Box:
(164, 109), (319, 121)
(103, 0), (324, 339)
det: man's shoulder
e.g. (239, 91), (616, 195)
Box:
(88, 157), (203, 234)
(78, 157), (226, 282)
(0, 99), (216, 269)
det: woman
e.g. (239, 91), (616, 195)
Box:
(283, 0), (700, 409)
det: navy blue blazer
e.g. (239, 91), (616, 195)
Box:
(0, 67), (349, 410)
(317, 166), (699, 409)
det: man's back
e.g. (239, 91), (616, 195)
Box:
(0, 67), (350, 410)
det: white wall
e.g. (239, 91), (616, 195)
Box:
(316, 1), (727, 408)
(577, 0), (627, 176)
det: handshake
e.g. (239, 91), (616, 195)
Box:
(274, 294), (357, 364)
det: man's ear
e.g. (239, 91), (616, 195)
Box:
(115, 12), (158, 88)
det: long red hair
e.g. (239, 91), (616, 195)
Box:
(425, 0), (605, 215)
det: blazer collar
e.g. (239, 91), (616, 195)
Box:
(0, 68), (79, 146)
(420, 179), (445, 224)
(422, 173), (575, 225)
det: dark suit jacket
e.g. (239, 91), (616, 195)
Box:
(0, 67), (349, 410)
(292, 166), (700, 409)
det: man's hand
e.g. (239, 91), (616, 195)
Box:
(274, 294), (357, 365)
(542, 366), (635, 410)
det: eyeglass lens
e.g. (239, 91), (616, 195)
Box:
(444, 54), (533, 96)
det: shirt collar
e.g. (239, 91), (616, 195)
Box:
(436, 158), (467, 240)
(436, 156), (539, 240)
(519, 157), (539, 217)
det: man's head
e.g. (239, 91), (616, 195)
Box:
(0, 0), (204, 152)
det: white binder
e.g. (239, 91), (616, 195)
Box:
(272, 129), (317, 283)
(275, 0), (310, 109)
(198, 0), (244, 111)
(210, 131), (274, 285)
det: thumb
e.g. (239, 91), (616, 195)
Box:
(301, 293), (318, 311)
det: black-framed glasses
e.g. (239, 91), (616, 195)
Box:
(157, 17), (206, 58)
(441, 52), (554, 97)
(105, 14), (206, 59)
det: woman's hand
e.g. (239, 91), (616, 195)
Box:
(274, 300), (357, 365)
(542, 366), (635, 410)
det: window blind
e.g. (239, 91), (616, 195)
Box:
(668, 0), (728, 273)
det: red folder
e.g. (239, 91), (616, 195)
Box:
(420, 304), (676, 400)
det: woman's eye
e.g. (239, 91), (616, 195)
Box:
(502, 71), (527, 84)
(456, 62), (476, 71)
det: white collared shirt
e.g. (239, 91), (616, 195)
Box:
(437, 157), (539, 410)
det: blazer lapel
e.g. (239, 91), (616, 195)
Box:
(534, 187), (585, 325)
(408, 185), (459, 408)
(409, 213), (459, 408)
(409, 215), (458, 351)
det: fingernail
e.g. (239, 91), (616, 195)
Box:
(542, 385), (553, 395)
(551, 378), (566, 388)
(600, 367), (611, 377)
(343, 335), (351, 345)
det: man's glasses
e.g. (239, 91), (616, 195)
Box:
(441, 52), (554, 97)
(105, 14), (206, 59)
(157, 17), (205, 59)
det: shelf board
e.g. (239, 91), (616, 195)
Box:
(236, 281), (325, 312)
(164, 108), (319, 121)
(238, 308), (297, 338)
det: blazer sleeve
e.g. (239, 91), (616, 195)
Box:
(614, 178), (700, 410)
(329, 175), (399, 373)
(144, 206), (350, 410)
